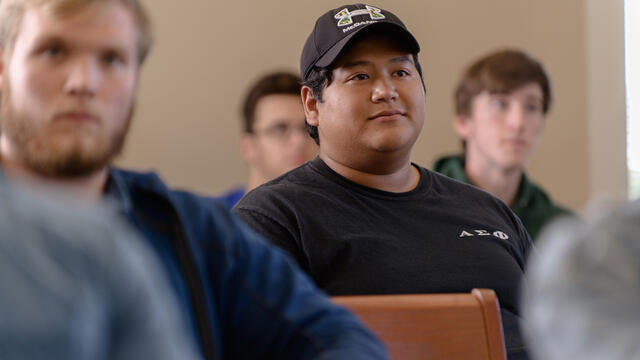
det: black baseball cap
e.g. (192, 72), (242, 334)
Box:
(300, 4), (420, 81)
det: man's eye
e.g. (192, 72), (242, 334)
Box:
(43, 46), (65, 58)
(394, 69), (409, 77)
(270, 123), (289, 136)
(525, 103), (542, 113)
(491, 98), (508, 109)
(350, 73), (369, 81)
(103, 52), (123, 66)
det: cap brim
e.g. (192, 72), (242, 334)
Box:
(314, 22), (420, 70)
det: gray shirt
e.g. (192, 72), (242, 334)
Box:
(0, 181), (200, 360)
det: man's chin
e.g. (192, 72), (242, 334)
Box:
(28, 153), (111, 178)
(22, 137), (116, 178)
(498, 160), (527, 173)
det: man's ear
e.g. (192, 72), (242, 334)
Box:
(301, 86), (319, 126)
(238, 133), (257, 165)
(453, 114), (470, 139)
(0, 47), (5, 89)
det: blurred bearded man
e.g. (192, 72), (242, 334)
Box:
(0, 1), (387, 359)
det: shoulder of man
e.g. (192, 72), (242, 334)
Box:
(235, 163), (319, 211)
(232, 165), (324, 269)
(110, 167), (169, 193)
(110, 166), (229, 213)
(110, 166), (254, 253)
(520, 177), (574, 217)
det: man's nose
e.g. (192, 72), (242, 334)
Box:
(64, 58), (100, 98)
(371, 76), (398, 103)
(506, 104), (526, 130)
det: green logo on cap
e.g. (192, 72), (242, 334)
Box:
(334, 5), (385, 27)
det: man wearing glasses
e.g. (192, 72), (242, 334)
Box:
(220, 71), (317, 208)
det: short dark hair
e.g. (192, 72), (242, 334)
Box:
(301, 67), (332, 145)
(242, 71), (302, 133)
(455, 49), (552, 117)
(302, 53), (423, 145)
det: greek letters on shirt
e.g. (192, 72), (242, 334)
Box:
(459, 229), (510, 240)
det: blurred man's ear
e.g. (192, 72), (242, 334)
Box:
(453, 115), (471, 139)
(0, 47), (5, 89)
(301, 86), (319, 127)
(239, 133), (257, 165)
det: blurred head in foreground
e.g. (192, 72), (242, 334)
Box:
(523, 201), (640, 360)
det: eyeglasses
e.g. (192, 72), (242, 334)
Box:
(252, 122), (308, 140)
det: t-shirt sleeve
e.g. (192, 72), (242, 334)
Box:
(233, 192), (310, 271)
(486, 192), (533, 271)
(509, 207), (534, 270)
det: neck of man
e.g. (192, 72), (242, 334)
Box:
(320, 151), (420, 193)
(464, 152), (523, 207)
(0, 147), (109, 201)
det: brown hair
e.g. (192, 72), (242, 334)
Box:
(242, 71), (302, 133)
(0, 0), (152, 64)
(454, 49), (551, 117)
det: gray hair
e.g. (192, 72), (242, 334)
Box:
(523, 201), (640, 360)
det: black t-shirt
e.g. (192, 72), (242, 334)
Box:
(234, 157), (532, 357)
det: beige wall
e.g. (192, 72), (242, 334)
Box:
(117, 0), (626, 212)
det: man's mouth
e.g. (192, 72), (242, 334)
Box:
(368, 109), (405, 121)
(54, 111), (99, 123)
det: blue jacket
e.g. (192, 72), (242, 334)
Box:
(107, 168), (386, 360)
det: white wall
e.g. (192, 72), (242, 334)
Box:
(586, 0), (627, 204)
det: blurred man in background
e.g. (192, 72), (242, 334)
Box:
(220, 71), (317, 208)
(434, 49), (572, 241)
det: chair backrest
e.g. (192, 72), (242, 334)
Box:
(332, 289), (506, 360)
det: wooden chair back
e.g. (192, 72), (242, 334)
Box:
(332, 288), (507, 360)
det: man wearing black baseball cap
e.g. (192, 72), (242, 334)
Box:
(235, 4), (532, 359)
